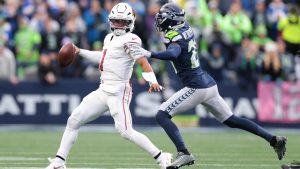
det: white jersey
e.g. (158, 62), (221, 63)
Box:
(100, 32), (142, 83)
(99, 32), (142, 94)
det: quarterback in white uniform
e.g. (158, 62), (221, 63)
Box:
(45, 3), (172, 169)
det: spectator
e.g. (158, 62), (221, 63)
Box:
(38, 53), (58, 85)
(251, 0), (268, 29)
(3, 0), (19, 50)
(40, 14), (61, 60)
(61, 17), (85, 48)
(126, 0), (148, 47)
(67, 2), (86, 34)
(125, 0), (146, 17)
(277, 39), (295, 81)
(235, 39), (260, 90)
(223, 1), (252, 62)
(218, 0), (235, 15)
(185, 0), (202, 42)
(260, 42), (283, 81)
(0, 13), (11, 47)
(240, 0), (257, 17)
(202, 0), (230, 58)
(60, 17), (87, 78)
(145, 2), (163, 51)
(0, 41), (18, 85)
(266, 0), (287, 40)
(83, 0), (109, 47)
(14, 15), (41, 80)
(202, 43), (226, 83)
(251, 24), (272, 51)
(28, 1), (49, 33)
(278, 6), (300, 56)
(47, 0), (68, 25)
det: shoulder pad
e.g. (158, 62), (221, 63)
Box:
(165, 31), (182, 42)
(165, 31), (179, 39)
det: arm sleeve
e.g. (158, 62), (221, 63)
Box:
(79, 49), (102, 63)
(151, 43), (181, 60)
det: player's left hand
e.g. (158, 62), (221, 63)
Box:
(148, 83), (164, 93)
(124, 43), (151, 58)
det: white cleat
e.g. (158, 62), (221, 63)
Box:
(45, 157), (66, 169)
(156, 152), (173, 169)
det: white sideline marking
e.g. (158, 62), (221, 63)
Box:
(0, 168), (154, 169)
(0, 157), (43, 161)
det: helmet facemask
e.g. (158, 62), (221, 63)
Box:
(155, 3), (185, 33)
(109, 18), (133, 36)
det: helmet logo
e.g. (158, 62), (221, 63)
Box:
(116, 4), (127, 13)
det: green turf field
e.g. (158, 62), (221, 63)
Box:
(0, 129), (299, 169)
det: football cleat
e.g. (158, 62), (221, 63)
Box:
(167, 152), (195, 169)
(156, 152), (173, 169)
(45, 157), (66, 169)
(271, 136), (287, 160)
(281, 161), (300, 169)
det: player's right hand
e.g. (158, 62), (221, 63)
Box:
(73, 44), (80, 55)
(148, 83), (164, 93)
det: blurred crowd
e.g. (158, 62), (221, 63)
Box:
(0, 0), (300, 90)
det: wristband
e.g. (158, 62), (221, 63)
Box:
(141, 72), (158, 85)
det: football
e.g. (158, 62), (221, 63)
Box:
(58, 42), (76, 68)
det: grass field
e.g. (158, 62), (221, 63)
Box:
(0, 128), (299, 169)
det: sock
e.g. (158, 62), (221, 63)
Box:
(223, 115), (273, 142)
(154, 151), (161, 159)
(270, 136), (277, 146)
(179, 149), (190, 155)
(53, 155), (65, 167)
(126, 128), (161, 158)
(156, 110), (188, 152)
(56, 126), (79, 159)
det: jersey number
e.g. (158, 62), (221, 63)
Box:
(188, 40), (199, 68)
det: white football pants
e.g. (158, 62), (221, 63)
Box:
(56, 82), (160, 160)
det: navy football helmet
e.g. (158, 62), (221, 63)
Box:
(155, 3), (185, 32)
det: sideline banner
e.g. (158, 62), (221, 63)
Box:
(1, 80), (300, 127)
(258, 82), (300, 123)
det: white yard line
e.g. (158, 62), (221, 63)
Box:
(0, 168), (105, 169)
(0, 157), (43, 161)
(0, 168), (155, 169)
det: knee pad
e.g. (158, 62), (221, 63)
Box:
(156, 110), (172, 124)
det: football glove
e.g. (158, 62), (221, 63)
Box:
(124, 43), (151, 58)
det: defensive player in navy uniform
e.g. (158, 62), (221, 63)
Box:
(125, 2), (287, 169)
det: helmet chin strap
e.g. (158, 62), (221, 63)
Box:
(111, 28), (126, 36)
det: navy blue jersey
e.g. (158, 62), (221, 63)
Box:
(163, 23), (216, 88)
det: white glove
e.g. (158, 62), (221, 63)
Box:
(124, 43), (151, 58)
